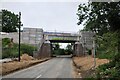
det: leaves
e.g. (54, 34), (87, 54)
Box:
(2, 38), (11, 47)
(2, 9), (20, 33)
(77, 2), (120, 35)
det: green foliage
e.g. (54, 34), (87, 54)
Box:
(52, 38), (64, 40)
(20, 44), (37, 56)
(52, 43), (64, 55)
(53, 49), (65, 55)
(96, 32), (118, 59)
(2, 43), (19, 59)
(77, 2), (120, 35)
(2, 38), (16, 58)
(52, 43), (60, 50)
(65, 44), (73, 55)
(54, 43), (60, 50)
(2, 39), (37, 58)
(77, 1), (120, 79)
(2, 38), (11, 47)
(93, 32), (120, 78)
(98, 61), (115, 72)
(66, 44), (72, 50)
(97, 52), (116, 59)
(96, 60), (120, 78)
(52, 43), (73, 55)
(59, 49), (65, 55)
(52, 43), (60, 55)
(2, 48), (18, 58)
(2, 9), (21, 33)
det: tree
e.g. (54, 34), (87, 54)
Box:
(52, 43), (65, 55)
(77, 2), (120, 52)
(2, 9), (20, 33)
(66, 44), (72, 50)
(65, 44), (73, 54)
(53, 43), (60, 50)
(2, 38), (11, 47)
(77, 2), (120, 35)
(77, 2), (120, 78)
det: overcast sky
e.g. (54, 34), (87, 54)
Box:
(1, 0), (89, 33)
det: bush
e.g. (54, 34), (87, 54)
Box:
(2, 48), (18, 59)
(96, 32), (118, 60)
(2, 42), (37, 58)
(96, 62), (120, 78)
(64, 49), (72, 55)
(2, 38), (18, 58)
(53, 49), (65, 55)
(59, 49), (65, 55)
(20, 44), (37, 56)
(2, 38), (11, 47)
(97, 52), (116, 60)
(91, 32), (119, 78)
(95, 51), (120, 78)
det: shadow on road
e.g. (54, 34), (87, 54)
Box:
(53, 55), (72, 58)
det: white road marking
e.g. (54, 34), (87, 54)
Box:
(33, 75), (42, 80)
(36, 75), (42, 78)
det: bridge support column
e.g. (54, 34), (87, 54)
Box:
(74, 42), (83, 57)
(37, 41), (51, 58)
(50, 43), (53, 57)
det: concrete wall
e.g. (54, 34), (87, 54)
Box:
(22, 28), (43, 47)
(0, 11), (2, 31)
(0, 28), (44, 47)
(34, 43), (51, 58)
(74, 43), (83, 56)
(1, 32), (22, 43)
(79, 31), (95, 53)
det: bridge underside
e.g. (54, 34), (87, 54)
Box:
(34, 41), (84, 58)
(49, 40), (77, 43)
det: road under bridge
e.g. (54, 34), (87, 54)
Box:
(34, 31), (84, 58)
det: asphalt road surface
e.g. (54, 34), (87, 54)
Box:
(3, 57), (73, 79)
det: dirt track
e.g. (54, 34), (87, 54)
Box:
(73, 56), (109, 78)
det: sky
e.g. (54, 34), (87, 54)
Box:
(1, 0), (89, 33)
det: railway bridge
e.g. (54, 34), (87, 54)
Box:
(21, 28), (95, 58)
(34, 31), (83, 58)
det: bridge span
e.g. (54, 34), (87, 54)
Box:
(21, 28), (95, 58)
(33, 31), (83, 58)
